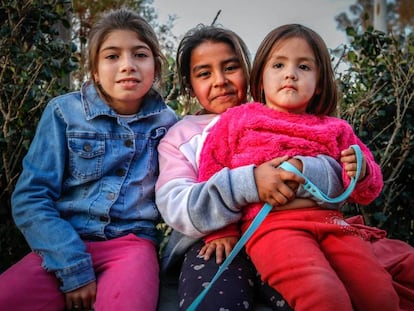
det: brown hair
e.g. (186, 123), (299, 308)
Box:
(176, 24), (251, 103)
(87, 8), (166, 100)
(250, 24), (338, 115)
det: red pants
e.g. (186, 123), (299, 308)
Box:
(243, 208), (400, 311)
(347, 215), (414, 311)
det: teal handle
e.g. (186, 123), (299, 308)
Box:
(279, 144), (363, 203)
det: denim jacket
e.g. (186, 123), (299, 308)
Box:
(11, 82), (177, 292)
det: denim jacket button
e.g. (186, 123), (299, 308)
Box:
(99, 216), (109, 222)
(125, 139), (133, 147)
(116, 168), (125, 176)
(107, 193), (115, 200)
(83, 142), (92, 152)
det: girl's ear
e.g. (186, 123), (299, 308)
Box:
(93, 72), (99, 83)
(185, 86), (195, 97)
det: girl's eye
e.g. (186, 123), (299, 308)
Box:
(105, 54), (118, 60)
(273, 63), (283, 69)
(135, 52), (148, 58)
(224, 63), (240, 72)
(299, 64), (311, 71)
(196, 71), (211, 78)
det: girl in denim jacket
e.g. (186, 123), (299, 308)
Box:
(0, 8), (176, 311)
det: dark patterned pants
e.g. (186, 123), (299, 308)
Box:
(178, 240), (292, 310)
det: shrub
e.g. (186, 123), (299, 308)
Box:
(337, 27), (414, 245)
(0, 0), (77, 270)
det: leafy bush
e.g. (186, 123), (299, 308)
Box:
(0, 0), (77, 270)
(337, 27), (414, 245)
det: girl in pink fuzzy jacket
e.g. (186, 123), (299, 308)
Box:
(198, 24), (400, 311)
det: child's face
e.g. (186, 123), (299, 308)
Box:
(189, 41), (247, 114)
(262, 37), (319, 114)
(94, 30), (155, 114)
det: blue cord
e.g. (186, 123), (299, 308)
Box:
(186, 144), (363, 311)
(186, 202), (273, 311)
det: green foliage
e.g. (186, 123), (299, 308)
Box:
(0, 0), (77, 270)
(336, 27), (414, 245)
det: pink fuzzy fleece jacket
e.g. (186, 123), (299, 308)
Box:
(198, 102), (383, 240)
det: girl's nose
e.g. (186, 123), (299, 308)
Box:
(285, 67), (297, 80)
(121, 55), (137, 72)
(213, 72), (228, 87)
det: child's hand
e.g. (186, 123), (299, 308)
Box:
(199, 236), (238, 264)
(65, 281), (96, 310)
(284, 157), (304, 191)
(254, 156), (305, 207)
(340, 147), (367, 180)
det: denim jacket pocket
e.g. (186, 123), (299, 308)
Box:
(147, 127), (168, 173)
(68, 135), (105, 181)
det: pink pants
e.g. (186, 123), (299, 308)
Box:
(0, 234), (159, 311)
(243, 209), (400, 311)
